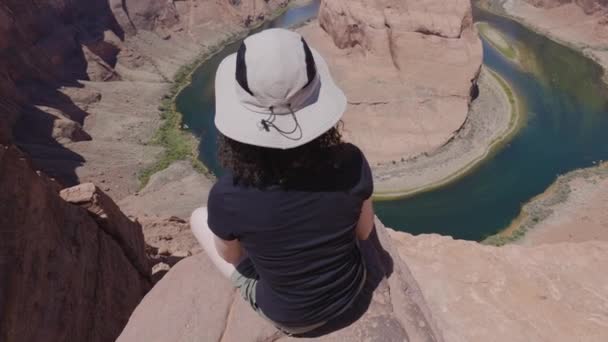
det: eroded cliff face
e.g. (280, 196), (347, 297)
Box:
(0, 144), (151, 342)
(299, 0), (483, 167)
(0, 2), (288, 341)
(0, 0), (288, 190)
(0, 0), (292, 227)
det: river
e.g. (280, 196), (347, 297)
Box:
(176, 1), (608, 241)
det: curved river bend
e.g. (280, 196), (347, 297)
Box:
(176, 2), (608, 241)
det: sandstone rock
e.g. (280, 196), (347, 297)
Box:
(51, 116), (93, 144)
(59, 87), (102, 108)
(117, 250), (236, 342)
(138, 215), (203, 260)
(119, 160), (214, 220)
(0, 0), (292, 194)
(110, 0), (181, 34)
(300, 0), (483, 165)
(117, 220), (443, 342)
(390, 231), (608, 342)
(157, 246), (171, 256)
(0, 145), (151, 342)
(171, 250), (191, 258)
(118, 210), (608, 342)
(82, 45), (121, 81)
(60, 183), (151, 278)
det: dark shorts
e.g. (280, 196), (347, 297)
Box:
(230, 258), (366, 335)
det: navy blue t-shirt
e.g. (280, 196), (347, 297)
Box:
(207, 143), (373, 326)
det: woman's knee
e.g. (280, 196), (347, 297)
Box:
(190, 207), (208, 231)
(190, 207), (213, 249)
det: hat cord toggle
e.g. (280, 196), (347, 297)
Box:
(258, 105), (303, 142)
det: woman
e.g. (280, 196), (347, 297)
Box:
(190, 28), (375, 335)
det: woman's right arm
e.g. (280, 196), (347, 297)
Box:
(355, 198), (374, 240)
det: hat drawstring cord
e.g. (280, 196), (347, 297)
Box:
(259, 105), (303, 141)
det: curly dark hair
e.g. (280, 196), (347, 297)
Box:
(218, 124), (344, 188)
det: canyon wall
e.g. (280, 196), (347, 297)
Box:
(0, 144), (151, 342)
(0, 0), (288, 193)
(0, 1), (287, 341)
(2, 1), (606, 341)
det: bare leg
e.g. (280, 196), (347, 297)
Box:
(190, 207), (238, 279)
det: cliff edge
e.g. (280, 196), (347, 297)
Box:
(118, 219), (608, 342)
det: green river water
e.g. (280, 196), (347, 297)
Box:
(176, 1), (608, 241)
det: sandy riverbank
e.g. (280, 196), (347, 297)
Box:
(485, 163), (608, 246)
(372, 67), (522, 200)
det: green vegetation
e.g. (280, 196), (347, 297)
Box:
(137, 57), (213, 188)
(483, 228), (527, 246)
(477, 22), (518, 60)
(136, 34), (243, 188)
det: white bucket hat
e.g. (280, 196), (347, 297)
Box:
(214, 28), (347, 150)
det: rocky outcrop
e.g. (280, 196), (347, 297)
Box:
(390, 231), (608, 342)
(319, 0), (475, 51)
(119, 160), (214, 220)
(117, 218), (608, 341)
(117, 219), (444, 342)
(0, 145), (151, 342)
(299, 0), (483, 169)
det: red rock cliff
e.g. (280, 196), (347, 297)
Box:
(0, 1), (292, 341)
(0, 144), (151, 342)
